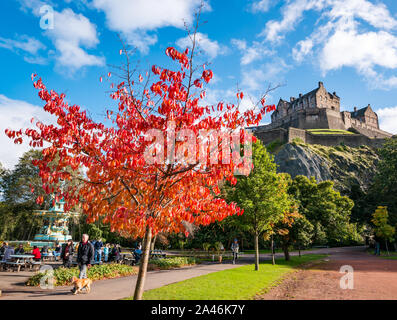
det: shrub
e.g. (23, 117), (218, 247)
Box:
(291, 137), (304, 145)
(202, 242), (211, 251)
(148, 257), (198, 270)
(266, 139), (284, 153)
(26, 263), (138, 286)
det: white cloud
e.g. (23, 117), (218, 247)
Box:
(250, 0), (273, 13)
(0, 94), (56, 169)
(176, 33), (227, 60)
(231, 39), (273, 65)
(46, 9), (105, 70)
(263, 0), (397, 88)
(92, 0), (208, 53)
(16, 2), (104, 71)
(0, 35), (47, 65)
(320, 29), (397, 72)
(241, 59), (289, 92)
(261, 0), (323, 42)
(377, 106), (397, 134)
(0, 35), (46, 55)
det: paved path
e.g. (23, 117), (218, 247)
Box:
(0, 246), (356, 300)
(0, 261), (247, 300)
(257, 246), (397, 300)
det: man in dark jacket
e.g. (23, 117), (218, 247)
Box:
(76, 234), (94, 279)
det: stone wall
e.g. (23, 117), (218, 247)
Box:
(254, 128), (288, 145)
(350, 119), (392, 138)
(287, 127), (307, 143)
(254, 126), (389, 149)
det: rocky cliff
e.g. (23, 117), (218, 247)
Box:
(273, 141), (379, 193)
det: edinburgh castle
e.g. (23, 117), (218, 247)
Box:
(251, 82), (393, 148)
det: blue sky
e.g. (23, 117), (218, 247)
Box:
(1, 0), (397, 168)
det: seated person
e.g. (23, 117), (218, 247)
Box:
(15, 244), (25, 255)
(32, 246), (41, 261)
(41, 246), (49, 254)
(0, 242), (8, 256)
(53, 243), (61, 261)
(3, 245), (15, 261)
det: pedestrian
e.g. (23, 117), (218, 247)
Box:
(61, 240), (74, 268)
(94, 238), (103, 262)
(103, 243), (110, 262)
(72, 234), (94, 294)
(375, 240), (381, 256)
(231, 238), (239, 265)
(111, 244), (121, 262)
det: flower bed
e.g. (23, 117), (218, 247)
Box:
(26, 263), (138, 286)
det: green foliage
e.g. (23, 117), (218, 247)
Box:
(149, 257), (198, 269)
(202, 242), (211, 251)
(288, 175), (361, 246)
(225, 141), (292, 237)
(266, 139), (284, 153)
(26, 263), (138, 286)
(369, 138), (397, 240)
(372, 206), (395, 242)
(291, 137), (304, 145)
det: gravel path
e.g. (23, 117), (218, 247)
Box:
(256, 246), (397, 300)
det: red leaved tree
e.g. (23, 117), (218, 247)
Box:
(5, 27), (275, 299)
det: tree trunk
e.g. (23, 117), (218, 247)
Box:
(150, 233), (157, 251)
(133, 226), (152, 300)
(254, 232), (259, 271)
(385, 240), (389, 256)
(298, 245), (301, 258)
(282, 243), (290, 261)
(271, 234), (275, 265)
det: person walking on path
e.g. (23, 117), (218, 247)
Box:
(94, 239), (103, 263)
(375, 240), (381, 256)
(72, 234), (94, 293)
(231, 239), (239, 265)
(103, 244), (110, 262)
(61, 240), (74, 268)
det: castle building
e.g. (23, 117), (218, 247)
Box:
(250, 82), (393, 148)
(251, 82), (392, 147)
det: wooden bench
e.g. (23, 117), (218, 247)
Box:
(150, 250), (166, 259)
(29, 261), (42, 271)
(5, 261), (25, 272)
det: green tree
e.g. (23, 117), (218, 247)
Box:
(225, 141), (291, 269)
(288, 175), (358, 246)
(372, 206), (395, 255)
(370, 138), (397, 241)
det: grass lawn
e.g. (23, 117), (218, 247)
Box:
(306, 129), (355, 135)
(135, 254), (326, 300)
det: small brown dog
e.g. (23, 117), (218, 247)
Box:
(71, 276), (92, 294)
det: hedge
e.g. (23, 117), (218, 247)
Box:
(26, 263), (138, 286)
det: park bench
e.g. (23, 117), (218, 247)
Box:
(150, 249), (166, 259)
(5, 261), (25, 272)
(29, 261), (42, 271)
